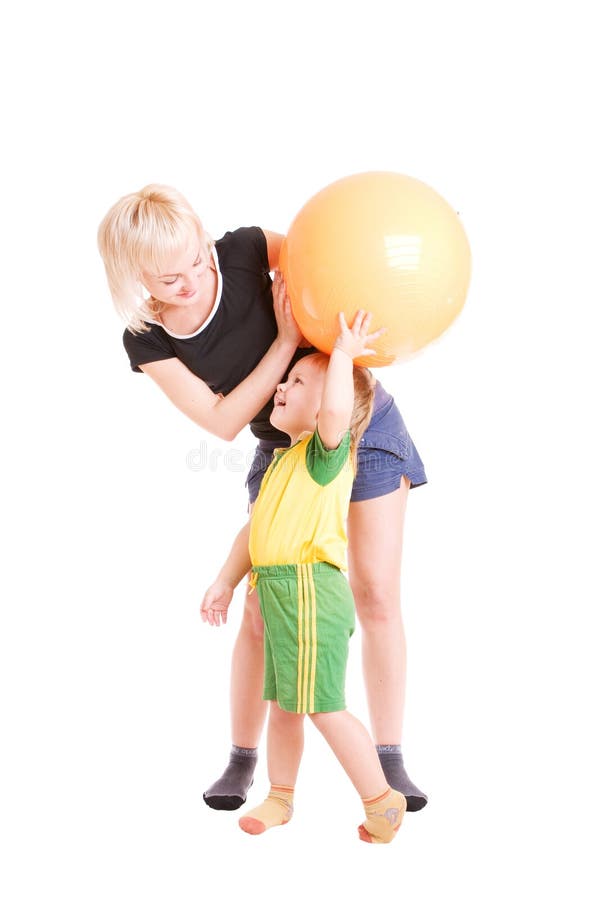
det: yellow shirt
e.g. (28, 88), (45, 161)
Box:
(249, 429), (353, 570)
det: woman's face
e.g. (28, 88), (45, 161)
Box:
(140, 235), (213, 307)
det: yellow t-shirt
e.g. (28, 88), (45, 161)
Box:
(249, 429), (353, 570)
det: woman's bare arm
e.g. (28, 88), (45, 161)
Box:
(140, 336), (294, 440)
(140, 273), (301, 441)
(262, 230), (284, 271)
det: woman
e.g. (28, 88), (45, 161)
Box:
(97, 184), (428, 812)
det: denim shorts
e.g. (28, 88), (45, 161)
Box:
(246, 381), (427, 504)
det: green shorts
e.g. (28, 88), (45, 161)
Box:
(252, 562), (355, 714)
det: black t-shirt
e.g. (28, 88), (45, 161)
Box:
(122, 226), (313, 442)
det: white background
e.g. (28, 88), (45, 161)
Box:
(1, 1), (599, 897)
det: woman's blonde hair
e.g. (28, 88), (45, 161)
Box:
(97, 184), (213, 333)
(306, 353), (376, 468)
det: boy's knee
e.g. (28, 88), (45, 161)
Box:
(272, 703), (305, 725)
(308, 712), (329, 729)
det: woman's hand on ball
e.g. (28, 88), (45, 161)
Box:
(273, 270), (303, 348)
(334, 310), (385, 360)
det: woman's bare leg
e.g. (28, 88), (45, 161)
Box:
(347, 477), (427, 810)
(230, 584), (268, 746)
(347, 479), (408, 741)
(203, 577), (267, 809)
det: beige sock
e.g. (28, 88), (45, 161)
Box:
(238, 785), (294, 835)
(358, 787), (407, 843)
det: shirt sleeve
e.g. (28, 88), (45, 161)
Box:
(122, 325), (175, 372)
(219, 226), (270, 275)
(305, 429), (352, 486)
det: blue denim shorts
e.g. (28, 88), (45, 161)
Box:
(246, 381), (427, 504)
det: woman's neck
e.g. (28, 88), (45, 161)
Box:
(158, 267), (217, 335)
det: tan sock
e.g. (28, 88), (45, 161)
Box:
(239, 785), (294, 835)
(358, 787), (407, 843)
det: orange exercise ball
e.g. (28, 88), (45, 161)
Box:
(279, 172), (471, 366)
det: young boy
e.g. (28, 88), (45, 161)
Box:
(201, 310), (406, 843)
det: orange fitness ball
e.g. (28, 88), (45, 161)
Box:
(279, 172), (471, 366)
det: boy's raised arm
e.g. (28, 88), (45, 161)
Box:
(317, 311), (383, 450)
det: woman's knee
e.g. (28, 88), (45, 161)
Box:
(350, 577), (402, 628)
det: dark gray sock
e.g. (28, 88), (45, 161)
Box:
(376, 744), (428, 812)
(203, 745), (258, 811)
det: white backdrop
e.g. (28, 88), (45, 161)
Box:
(2, 1), (598, 897)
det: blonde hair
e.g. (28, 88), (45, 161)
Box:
(306, 353), (376, 469)
(97, 184), (213, 333)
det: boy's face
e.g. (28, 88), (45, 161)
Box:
(270, 357), (326, 439)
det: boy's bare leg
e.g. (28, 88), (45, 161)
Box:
(310, 710), (406, 843)
(239, 703), (303, 834)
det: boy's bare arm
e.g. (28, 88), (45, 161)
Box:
(318, 311), (383, 450)
(216, 520), (252, 588)
(317, 348), (355, 449)
(200, 521), (252, 626)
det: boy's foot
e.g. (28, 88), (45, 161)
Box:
(239, 785), (294, 835)
(358, 787), (407, 844)
(203, 746), (257, 811)
(376, 745), (428, 811)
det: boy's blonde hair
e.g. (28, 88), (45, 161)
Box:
(307, 353), (376, 468)
(97, 184), (213, 333)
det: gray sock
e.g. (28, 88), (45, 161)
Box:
(376, 744), (428, 812)
(203, 745), (258, 811)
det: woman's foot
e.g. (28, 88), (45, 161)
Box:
(376, 745), (428, 811)
(203, 746), (258, 811)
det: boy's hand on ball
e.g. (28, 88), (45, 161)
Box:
(333, 310), (385, 360)
(200, 581), (234, 626)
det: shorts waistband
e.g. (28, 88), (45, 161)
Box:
(249, 562), (340, 591)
